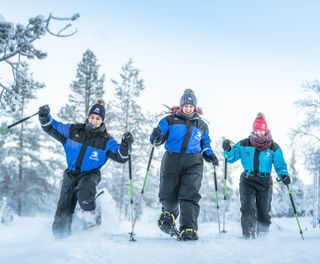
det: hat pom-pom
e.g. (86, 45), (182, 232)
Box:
(256, 112), (265, 119)
(96, 98), (105, 106)
(184, 88), (194, 94)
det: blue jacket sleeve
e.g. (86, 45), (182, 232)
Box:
(273, 147), (289, 177)
(150, 117), (170, 145)
(225, 141), (241, 164)
(106, 137), (130, 163)
(202, 129), (214, 155)
(40, 114), (71, 144)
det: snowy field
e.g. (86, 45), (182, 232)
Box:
(0, 192), (319, 264)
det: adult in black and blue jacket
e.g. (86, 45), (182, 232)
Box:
(223, 112), (291, 239)
(151, 89), (219, 241)
(38, 99), (134, 239)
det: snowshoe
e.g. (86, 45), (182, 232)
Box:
(158, 211), (179, 237)
(80, 190), (104, 230)
(80, 210), (100, 230)
(178, 228), (199, 241)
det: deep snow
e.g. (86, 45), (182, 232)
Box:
(0, 191), (319, 264)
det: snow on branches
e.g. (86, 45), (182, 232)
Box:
(0, 12), (80, 110)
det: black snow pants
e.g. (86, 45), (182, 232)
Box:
(239, 172), (273, 238)
(52, 169), (101, 239)
(159, 152), (203, 231)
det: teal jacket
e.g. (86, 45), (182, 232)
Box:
(225, 138), (288, 179)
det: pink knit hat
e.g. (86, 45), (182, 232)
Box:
(252, 112), (268, 132)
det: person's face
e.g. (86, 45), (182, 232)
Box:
(254, 129), (266, 137)
(88, 114), (103, 127)
(182, 104), (195, 114)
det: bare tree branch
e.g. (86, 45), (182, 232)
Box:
(46, 12), (79, 37)
(0, 12), (79, 110)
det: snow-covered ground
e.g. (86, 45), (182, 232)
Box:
(0, 192), (319, 264)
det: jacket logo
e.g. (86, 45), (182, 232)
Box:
(264, 152), (271, 159)
(247, 152), (250, 156)
(195, 131), (202, 140)
(75, 133), (79, 138)
(89, 151), (99, 161)
(93, 108), (100, 114)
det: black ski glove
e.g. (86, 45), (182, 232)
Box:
(222, 140), (231, 152)
(39, 105), (50, 116)
(151, 127), (162, 143)
(203, 153), (219, 166)
(38, 105), (50, 124)
(122, 132), (134, 145)
(281, 175), (291, 185)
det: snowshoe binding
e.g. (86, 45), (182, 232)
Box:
(178, 228), (199, 241)
(158, 211), (179, 237)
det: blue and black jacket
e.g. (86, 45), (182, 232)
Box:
(40, 114), (129, 173)
(150, 112), (214, 156)
(225, 138), (288, 179)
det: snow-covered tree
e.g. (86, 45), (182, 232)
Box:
(293, 81), (320, 173)
(58, 49), (105, 123)
(0, 12), (79, 110)
(0, 65), (57, 216)
(102, 59), (152, 220)
(291, 81), (320, 219)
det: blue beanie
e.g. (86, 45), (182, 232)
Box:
(88, 102), (105, 121)
(180, 89), (197, 107)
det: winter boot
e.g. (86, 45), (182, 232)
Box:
(158, 211), (179, 236)
(80, 210), (98, 230)
(178, 228), (199, 241)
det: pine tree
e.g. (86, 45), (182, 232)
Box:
(1, 65), (57, 216)
(58, 49), (105, 123)
(102, 59), (152, 220)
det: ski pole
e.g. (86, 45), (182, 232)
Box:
(0, 111), (39, 133)
(221, 139), (235, 233)
(221, 152), (228, 233)
(130, 143), (156, 240)
(286, 185), (304, 240)
(213, 165), (221, 234)
(128, 145), (136, 242)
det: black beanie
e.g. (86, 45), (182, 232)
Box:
(180, 89), (197, 107)
(88, 103), (105, 121)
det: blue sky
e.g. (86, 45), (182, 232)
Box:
(2, 0), (320, 183)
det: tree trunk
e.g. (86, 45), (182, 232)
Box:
(17, 99), (25, 216)
(118, 92), (130, 220)
(313, 171), (320, 228)
(118, 166), (127, 220)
